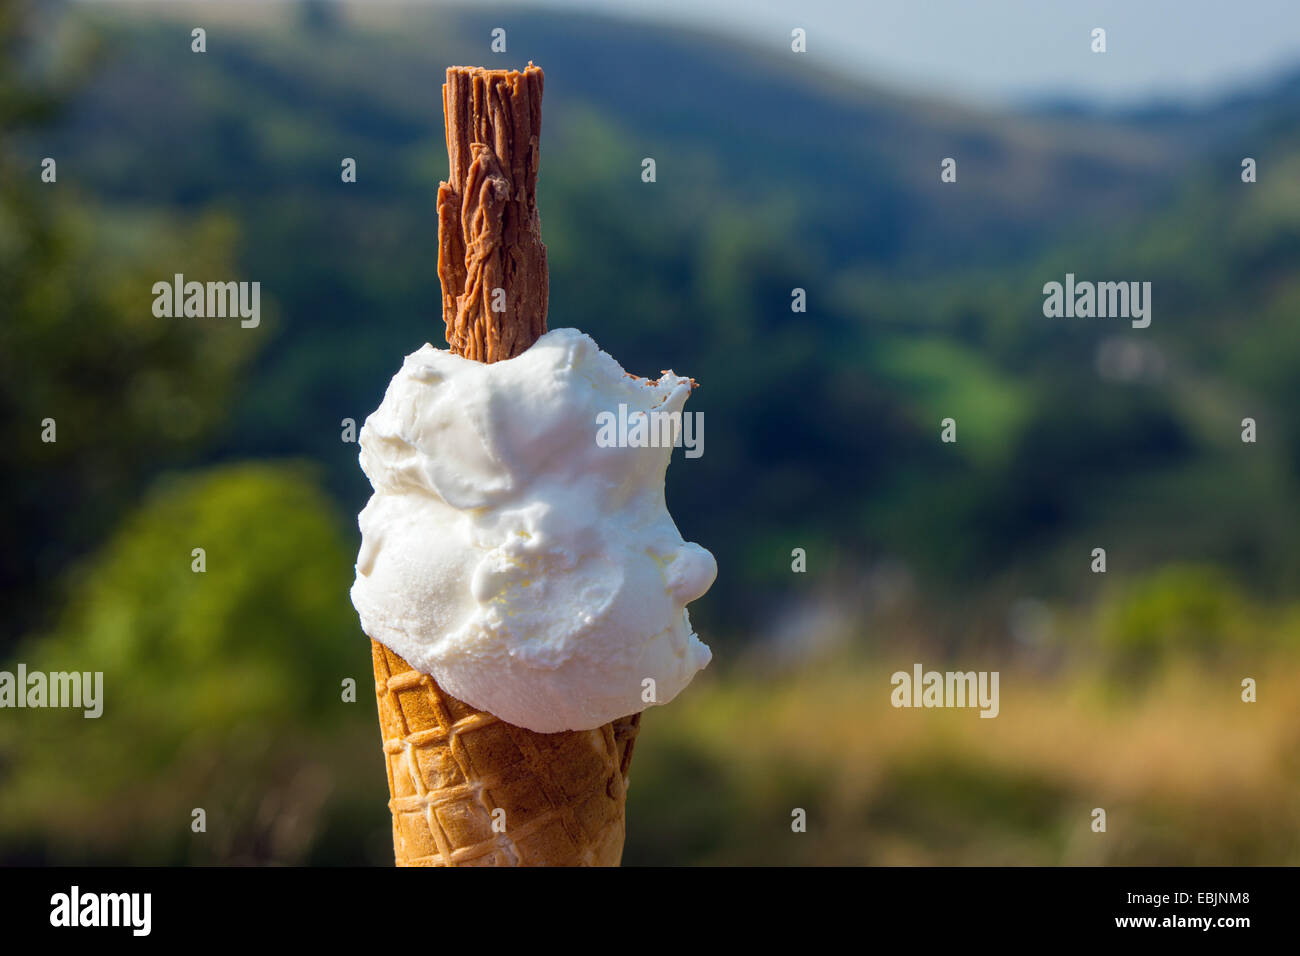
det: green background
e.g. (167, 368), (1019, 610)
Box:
(2, 1), (1298, 864)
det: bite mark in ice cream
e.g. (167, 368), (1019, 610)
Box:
(351, 328), (716, 733)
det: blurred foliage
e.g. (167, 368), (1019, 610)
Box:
(26, 1), (1300, 627)
(1, 1), (1298, 864)
(1099, 565), (1257, 670)
(0, 463), (383, 864)
(0, 2), (259, 634)
(23, 5), (1237, 619)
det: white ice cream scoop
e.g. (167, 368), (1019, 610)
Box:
(351, 328), (716, 732)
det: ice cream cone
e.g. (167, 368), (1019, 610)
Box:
(371, 638), (641, 866)
(357, 64), (690, 866)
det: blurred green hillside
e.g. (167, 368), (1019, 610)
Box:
(2, 1), (1297, 864)
(19, 2), (1300, 628)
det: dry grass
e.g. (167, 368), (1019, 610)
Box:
(625, 655), (1300, 865)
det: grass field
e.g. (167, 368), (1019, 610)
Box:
(624, 653), (1300, 865)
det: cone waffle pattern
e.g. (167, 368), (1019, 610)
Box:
(371, 640), (640, 866)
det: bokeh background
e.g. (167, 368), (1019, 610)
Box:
(3, 0), (1299, 865)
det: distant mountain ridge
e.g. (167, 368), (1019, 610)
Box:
(63, 3), (1232, 265)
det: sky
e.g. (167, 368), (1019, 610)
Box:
(516, 0), (1300, 107)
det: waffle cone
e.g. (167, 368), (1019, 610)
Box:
(371, 639), (641, 866)
(369, 64), (642, 866)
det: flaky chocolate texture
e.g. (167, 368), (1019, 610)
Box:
(437, 64), (548, 362)
(368, 63), (643, 866)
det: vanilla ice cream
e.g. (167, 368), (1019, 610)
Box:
(351, 328), (716, 733)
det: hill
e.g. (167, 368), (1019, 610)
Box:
(19, 1), (1300, 644)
